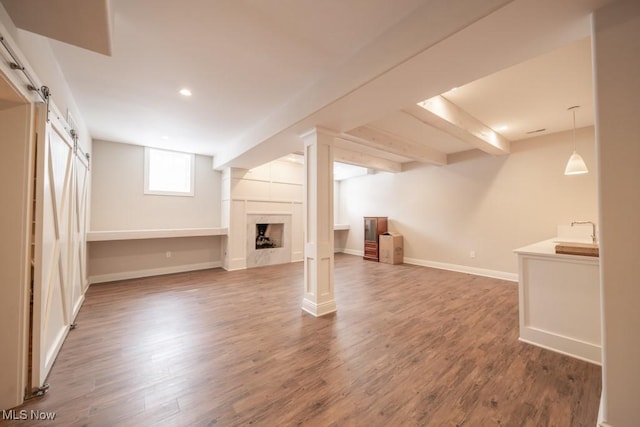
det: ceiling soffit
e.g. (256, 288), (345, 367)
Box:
(2, 0), (112, 55)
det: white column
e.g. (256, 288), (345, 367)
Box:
(221, 167), (248, 271)
(301, 127), (336, 316)
(593, 1), (640, 425)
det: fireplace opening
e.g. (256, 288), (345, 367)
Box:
(255, 223), (284, 249)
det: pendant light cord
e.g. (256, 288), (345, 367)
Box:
(568, 105), (580, 151)
(572, 108), (577, 151)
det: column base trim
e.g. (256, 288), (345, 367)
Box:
(302, 298), (337, 317)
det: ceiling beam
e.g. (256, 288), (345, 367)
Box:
(333, 145), (402, 173)
(404, 97), (510, 155)
(340, 126), (447, 166)
(212, 0), (519, 170)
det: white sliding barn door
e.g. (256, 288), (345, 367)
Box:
(32, 110), (79, 388)
(71, 150), (89, 310)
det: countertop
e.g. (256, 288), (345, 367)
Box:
(514, 238), (599, 263)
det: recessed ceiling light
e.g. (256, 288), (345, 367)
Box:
(496, 125), (508, 132)
(179, 88), (192, 97)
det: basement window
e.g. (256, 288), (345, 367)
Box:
(144, 147), (195, 196)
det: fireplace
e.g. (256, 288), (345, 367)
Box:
(255, 223), (284, 249)
(246, 213), (292, 268)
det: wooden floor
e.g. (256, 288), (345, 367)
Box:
(4, 254), (601, 426)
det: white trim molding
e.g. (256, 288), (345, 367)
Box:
(302, 298), (337, 317)
(342, 248), (364, 257)
(340, 251), (517, 282)
(87, 227), (228, 241)
(519, 333), (601, 366)
(404, 257), (518, 282)
(89, 261), (222, 284)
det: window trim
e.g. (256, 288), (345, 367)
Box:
(143, 147), (195, 197)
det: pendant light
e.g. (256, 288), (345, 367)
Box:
(564, 105), (588, 175)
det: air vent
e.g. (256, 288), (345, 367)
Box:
(525, 128), (546, 135)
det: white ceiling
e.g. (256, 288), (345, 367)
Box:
(45, 0), (427, 155)
(443, 37), (594, 143)
(361, 36), (594, 160)
(1, 0), (612, 171)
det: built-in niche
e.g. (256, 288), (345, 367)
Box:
(255, 223), (284, 249)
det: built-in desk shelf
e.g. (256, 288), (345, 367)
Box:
(334, 224), (350, 231)
(86, 227), (228, 242)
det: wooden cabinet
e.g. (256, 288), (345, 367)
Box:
(363, 217), (387, 261)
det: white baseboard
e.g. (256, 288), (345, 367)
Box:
(222, 257), (246, 271)
(403, 257), (518, 282)
(89, 252), (516, 285)
(302, 298), (337, 317)
(519, 327), (601, 365)
(89, 261), (222, 284)
(340, 250), (517, 282)
(342, 248), (364, 257)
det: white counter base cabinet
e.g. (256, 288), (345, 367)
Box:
(515, 240), (601, 364)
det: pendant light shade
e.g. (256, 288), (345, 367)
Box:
(565, 151), (588, 175)
(564, 106), (588, 175)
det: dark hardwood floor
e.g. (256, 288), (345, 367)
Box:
(3, 254), (601, 426)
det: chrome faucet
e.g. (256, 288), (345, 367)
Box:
(571, 221), (597, 244)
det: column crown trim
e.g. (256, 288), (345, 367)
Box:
(299, 126), (338, 142)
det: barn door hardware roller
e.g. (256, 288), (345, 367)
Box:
(25, 383), (50, 400)
(1, 34), (52, 121)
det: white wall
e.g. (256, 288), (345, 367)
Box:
(88, 139), (223, 283)
(91, 139), (220, 230)
(333, 180), (348, 251)
(89, 236), (222, 284)
(593, 1), (640, 425)
(339, 127), (598, 278)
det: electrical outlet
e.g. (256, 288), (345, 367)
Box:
(166, 251), (172, 258)
(469, 251), (476, 258)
